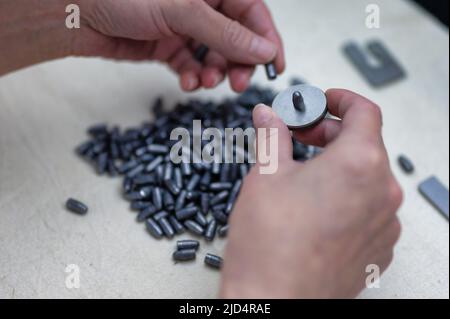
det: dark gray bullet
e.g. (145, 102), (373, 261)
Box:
(65, 198), (88, 215)
(210, 182), (233, 191)
(137, 204), (157, 222)
(175, 190), (187, 211)
(148, 144), (169, 154)
(153, 210), (169, 221)
(218, 225), (229, 237)
(212, 210), (228, 224)
(158, 217), (175, 238)
(184, 220), (204, 236)
(204, 253), (223, 269)
(146, 219), (163, 239)
(210, 191), (229, 206)
(169, 216), (185, 234)
(173, 249), (196, 262)
(204, 220), (217, 241)
(163, 191), (175, 211)
(186, 174), (201, 191)
(398, 155), (415, 174)
(176, 240), (200, 251)
(176, 206), (198, 220)
(201, 193), (210, 215)
(145, 156), (164, 172)
(195, 212), (208, 227)
(152, 187), (163, 210)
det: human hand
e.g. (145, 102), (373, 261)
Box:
(220, 89), (403, 298)
(76, 0), (285, 92)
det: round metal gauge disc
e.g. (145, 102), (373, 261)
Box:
(272, 85), (328, 129)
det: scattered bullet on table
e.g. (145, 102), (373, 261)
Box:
(204, 253), (223, 269)
(398, 155), (415, 174)
(65, 198), (88, 215)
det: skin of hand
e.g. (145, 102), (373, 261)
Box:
(220, 89), (403, 298)
(0, 0), (285, 92)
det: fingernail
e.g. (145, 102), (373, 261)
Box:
(250, 36), (277, 61)
(253, 104), (274, 127)
(211, 74), (220, 87)
(185, 76), (197, 91)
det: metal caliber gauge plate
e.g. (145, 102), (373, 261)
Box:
(272, 84), (328, 129)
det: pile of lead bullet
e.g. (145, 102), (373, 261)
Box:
(75, 85), (318, 244)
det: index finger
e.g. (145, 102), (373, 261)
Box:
(219, 0), (286, 73)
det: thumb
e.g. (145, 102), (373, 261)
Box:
(253, 104), (293, 173)
(164, 0), (277, 65)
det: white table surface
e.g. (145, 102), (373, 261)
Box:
(0, 0), (448, 299)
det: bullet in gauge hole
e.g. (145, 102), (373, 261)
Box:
(173, 249), (197, 262)
(65, 198), (88, 215)
(204, 253), (223, 269)
(176, 240), (200, 251)
(146, 218), (163, 239)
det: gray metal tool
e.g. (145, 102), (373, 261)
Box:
(419, 176), (449, 221)
(272, 84), (328, 129)
(343, 40), (406, 88)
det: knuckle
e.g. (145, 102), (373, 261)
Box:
(366, 102), (383, 122)
(342, 146), (384, 178)
(223, 20), (246, 48)
(388, 180), (404, 210)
